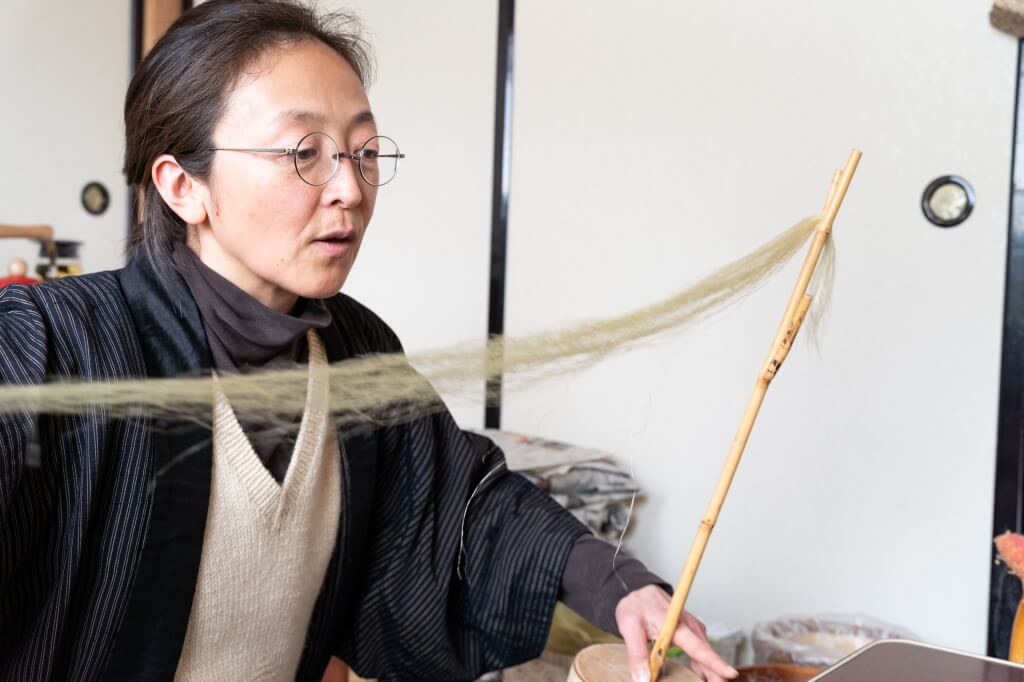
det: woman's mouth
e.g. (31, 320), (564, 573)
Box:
(313, 232), (355, 257)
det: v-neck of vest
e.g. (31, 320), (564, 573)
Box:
(211, 330), (329, 528)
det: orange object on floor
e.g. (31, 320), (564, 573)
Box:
(1011, 600), (1024, 664)
(995, 532), (1024, 662)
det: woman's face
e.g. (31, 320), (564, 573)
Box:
(193, 39), (378, 311)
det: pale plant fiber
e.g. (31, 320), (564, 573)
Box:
(0, 217), (828, 432)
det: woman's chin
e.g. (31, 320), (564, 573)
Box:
(288, 273), (350, 300)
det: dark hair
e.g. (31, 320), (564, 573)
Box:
(123, 0), (373, 277)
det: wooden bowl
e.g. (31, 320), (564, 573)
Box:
(735, 664), (823, 682)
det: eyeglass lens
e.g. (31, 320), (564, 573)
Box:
(294, 133), (400, 187)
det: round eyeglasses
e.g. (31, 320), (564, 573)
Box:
(209, 132), (405, 187)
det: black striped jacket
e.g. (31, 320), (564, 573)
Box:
(0, 256), (587, 681)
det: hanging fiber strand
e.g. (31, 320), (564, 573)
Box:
(0, 216), (828, 431)
(805, 232), (836, 350)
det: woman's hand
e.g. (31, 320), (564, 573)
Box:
(615, 585), (738, 682)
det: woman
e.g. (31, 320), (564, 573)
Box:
(0, 2), (736, 680)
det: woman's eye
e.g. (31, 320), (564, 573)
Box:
(295, 148), (319, 162)
(360, 148), (379, 161)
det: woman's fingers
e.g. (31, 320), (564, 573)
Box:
(690, 659), (727, 682)
(614, 587), (737, 680)
(672, 622), (737, 679)
(683, 611), (708, 638)
(619, 615), (655, 682)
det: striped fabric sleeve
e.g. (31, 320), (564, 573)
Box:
(453, 441), (592, 669)
(560, 534), (671, 636)
(339, 412), (589, 681)
(0, 285), (48, 515)
(325, 294), (591, 679)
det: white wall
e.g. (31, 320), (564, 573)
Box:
(502, 0), (1015, 654)
(333, 0), (498, 428)
(0, 1), (131, 275)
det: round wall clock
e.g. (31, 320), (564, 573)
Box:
(81, 181), (110, 216)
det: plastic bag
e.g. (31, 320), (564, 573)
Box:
(752, 614), (916, 668)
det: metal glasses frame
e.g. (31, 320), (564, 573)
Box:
(209, 132), (405, 187)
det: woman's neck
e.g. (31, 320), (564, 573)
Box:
(187, 233), (298, 314)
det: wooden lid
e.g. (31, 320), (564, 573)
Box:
(569, 644), (702, 682)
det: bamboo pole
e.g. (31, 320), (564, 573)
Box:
(648, 150), (862, 681)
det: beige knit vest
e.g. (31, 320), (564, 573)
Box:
(175, 331), (340, 681)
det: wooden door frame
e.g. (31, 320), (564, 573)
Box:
(132, 0), (191, 66)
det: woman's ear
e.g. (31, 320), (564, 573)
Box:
(151, 154), (209, 225)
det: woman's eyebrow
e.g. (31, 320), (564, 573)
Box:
(351, 110), (376, 126)
(274, 109), (328, 127)
(272, 109), (376, 128)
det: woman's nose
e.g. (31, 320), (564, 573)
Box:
(323, 155), (363, 207)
